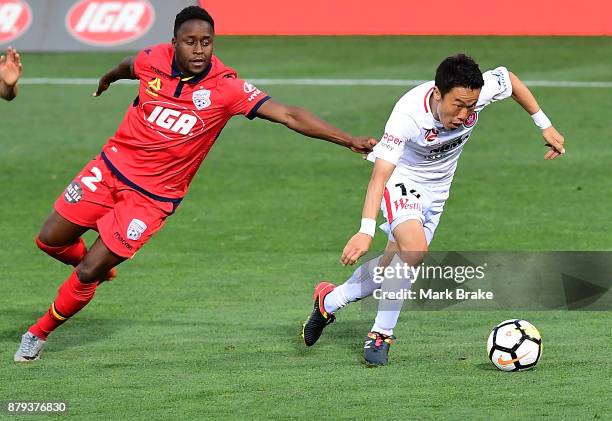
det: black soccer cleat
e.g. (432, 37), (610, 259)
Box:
(302, 282), (336, 347)
(363, 331), (396, 366)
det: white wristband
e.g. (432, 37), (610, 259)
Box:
(359, 218), (376, 237)
(531, 110), (552, 130)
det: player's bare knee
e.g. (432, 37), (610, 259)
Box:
(75, 262), (101, 284)
(396, 240), (428, 266)
(38, 213), (60, 245)
(35, 234), (47, 250)
(38, 211), (87, 247)
(37, 227), (54, 247)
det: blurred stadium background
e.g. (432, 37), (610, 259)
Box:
(1, 0), (610, 419)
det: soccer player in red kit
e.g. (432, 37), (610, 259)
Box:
(14, 6), (376, 362)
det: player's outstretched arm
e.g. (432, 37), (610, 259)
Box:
(509, 71), (566, 160)
(92, 56), (136, 97)
(255, 99), (376, 154)
(0, 47), (23, 101)
(341, 158), (396, 266)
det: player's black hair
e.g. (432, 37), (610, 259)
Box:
(173, 6), (215, 37)
(435, 54), (484, 97)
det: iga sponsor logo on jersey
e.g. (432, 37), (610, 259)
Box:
(0, 0), (32, 44)
(463, 112), (478, 128)
(66, 0), (155, 47)
(141, 101), (205, 140)
(126, 218), (147, 241)
(192, 89), (211, 110)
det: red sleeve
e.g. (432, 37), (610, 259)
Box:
(220, 76), (271, 119)
(132, 47), (153, 80)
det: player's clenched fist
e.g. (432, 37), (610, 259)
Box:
(348, 136), (377, 154)
(341, 232), (372, 266)
(542, 126), (566, 160)
(92, 56), (136, 97)
(92, 78), (111, 97)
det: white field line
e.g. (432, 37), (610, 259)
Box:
(20, 77), (612, 88)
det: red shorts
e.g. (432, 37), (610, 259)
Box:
(54, 155), (176, 259)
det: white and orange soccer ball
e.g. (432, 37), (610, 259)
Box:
(487, 319), (542, 372)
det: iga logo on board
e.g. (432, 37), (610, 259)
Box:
(0, 0), (32, 44)
(66, 0), (155, 47)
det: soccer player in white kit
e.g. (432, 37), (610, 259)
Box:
(302, 54), (566, 366)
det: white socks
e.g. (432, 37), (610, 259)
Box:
(323, 255), (385, 314)
(371, 267), (413, 336)
(321, 252), (413, 337)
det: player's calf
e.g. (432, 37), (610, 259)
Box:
(362, 221), (426, 366)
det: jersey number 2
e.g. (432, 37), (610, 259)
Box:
(82, 167), (102, 192)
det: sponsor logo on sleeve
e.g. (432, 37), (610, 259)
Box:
(382, 132), (404, 146)
(243, 82), (256, 93)
(243, 81), (262, 101)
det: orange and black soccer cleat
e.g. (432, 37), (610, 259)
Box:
(302, 282), (336, 347)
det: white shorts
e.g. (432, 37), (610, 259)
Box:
(379, 172), (449, 245)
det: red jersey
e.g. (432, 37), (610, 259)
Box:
(101, 43), (270, 203)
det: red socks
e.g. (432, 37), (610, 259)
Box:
(36, 236), (87, 267)
(29, 271), (98, 340)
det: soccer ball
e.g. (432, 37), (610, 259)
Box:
(487, 319), (542, 372)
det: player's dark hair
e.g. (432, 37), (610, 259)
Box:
(174, 6), (214, 37)
(435, 54), (484, 97)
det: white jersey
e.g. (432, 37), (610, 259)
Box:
(367, 67), (513, 190)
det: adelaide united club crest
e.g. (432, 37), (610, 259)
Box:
(192, 89), (211, 110)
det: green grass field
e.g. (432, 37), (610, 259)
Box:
(1, 37), (611, 419)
